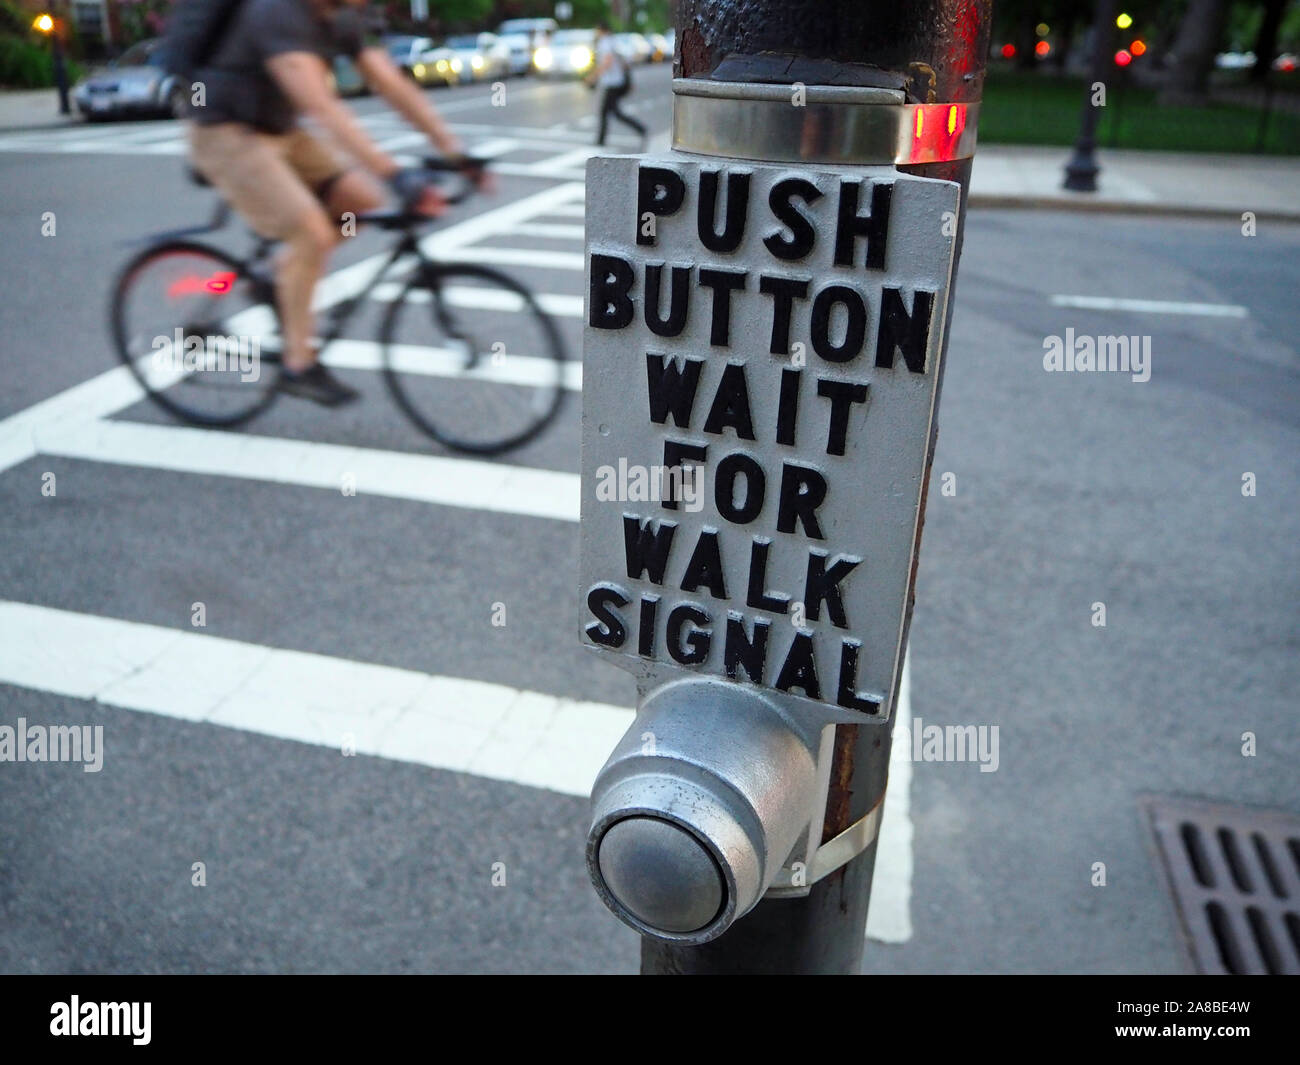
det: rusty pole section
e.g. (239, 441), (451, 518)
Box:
(640, 0), (992, 976)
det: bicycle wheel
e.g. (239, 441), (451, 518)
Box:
(111, 241), (281, 427)
(380, 262), (568, 455)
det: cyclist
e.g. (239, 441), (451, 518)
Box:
(187, 0), (485, 405)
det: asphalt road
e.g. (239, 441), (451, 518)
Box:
(1, 63), (1297, 975)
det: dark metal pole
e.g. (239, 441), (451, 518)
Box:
(1063, 0), (1118, 191)
(49, 18), (71, 117)
(642, 0), (991, 976)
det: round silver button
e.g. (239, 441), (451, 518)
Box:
(597, 817), (725, 934)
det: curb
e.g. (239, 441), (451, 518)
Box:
(968, 192), (1300, 223)
(0, 119), (83, 133)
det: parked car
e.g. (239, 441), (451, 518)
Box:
(384, 35), (460, 86)
(534, 28), (596, 79)
(444, 33), (509, 82)
(72, 38), (186, 121)
(498, 33), (535, 77)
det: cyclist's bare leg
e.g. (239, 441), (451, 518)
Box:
(325, 169), (387, 221)
(276, 206), (337, 373)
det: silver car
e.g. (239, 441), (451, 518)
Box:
(72, 39), (187, 121)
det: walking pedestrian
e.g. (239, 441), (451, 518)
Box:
(587, 23), (646, 149)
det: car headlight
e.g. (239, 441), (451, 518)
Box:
(534, 46), (553, 70)
(451, 57), (463, 73)
(572, 47), (593, 69)
(436, 59), (448, 72)
(413, 62), (426, 78)
(471, 55), (484, 70)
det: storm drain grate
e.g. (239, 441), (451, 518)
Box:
(1143, 797), (1300, 975)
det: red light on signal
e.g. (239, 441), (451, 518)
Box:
(1114, 49), (1132, 67)
(904, 103), (968, 164)
(1000, 43), (1016, 59)
(1035, 41), (1050, 57)
(1130, 40), (1147, 57)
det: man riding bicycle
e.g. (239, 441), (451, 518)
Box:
(187, 0), (485, 405)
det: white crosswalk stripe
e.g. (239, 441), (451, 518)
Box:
(0, 599), (632, 797)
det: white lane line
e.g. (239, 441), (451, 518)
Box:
(0, 600), (632, 797)
(35, 419), (581, 523)
(487, 161), (586, 181)
(512, 222), (585, 239)
(543, 202), (587, 218)
(441, 122), (597, 144)
(534, 145), (601, 171)
(461, 136), (519, 160)
(322, 338), (582, 391)
(0, 365), (144, 474)
(370, 281), (585, 318)
(452, 246), (585, 270)
(1049, 295), (1249, 318)
(865, 652), (913, 944)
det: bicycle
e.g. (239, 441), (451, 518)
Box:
(110, 158), (568, 456)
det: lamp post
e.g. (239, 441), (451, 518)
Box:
(33, 13), (72, 116)
(1063, 1), (1121, 192)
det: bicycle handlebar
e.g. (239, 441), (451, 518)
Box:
(417, 154), (491, 207)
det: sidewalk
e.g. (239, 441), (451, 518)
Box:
(0, 87), (82, 132)
(970, 143), (1300, 220)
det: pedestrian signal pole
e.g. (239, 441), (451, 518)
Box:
(579, 0), (992, 974)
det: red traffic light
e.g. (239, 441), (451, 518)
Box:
(1000, 43), (1016, 59)
(1114, 49), (1133, 67)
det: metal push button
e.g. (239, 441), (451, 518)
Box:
(585, 679), (822, 943)
(596, 817), (725, 934)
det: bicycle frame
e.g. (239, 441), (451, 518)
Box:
(313, 227), (432, 353)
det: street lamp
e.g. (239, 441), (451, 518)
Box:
(1063, 0), (1119, 192)
(32, 12), (71, 116)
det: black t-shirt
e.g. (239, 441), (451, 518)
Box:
(195, 0), (370, 133)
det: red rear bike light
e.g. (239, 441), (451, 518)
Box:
(167, 271), (237, 299)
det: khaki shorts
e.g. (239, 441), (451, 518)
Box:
(188, 122), (346, 240)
